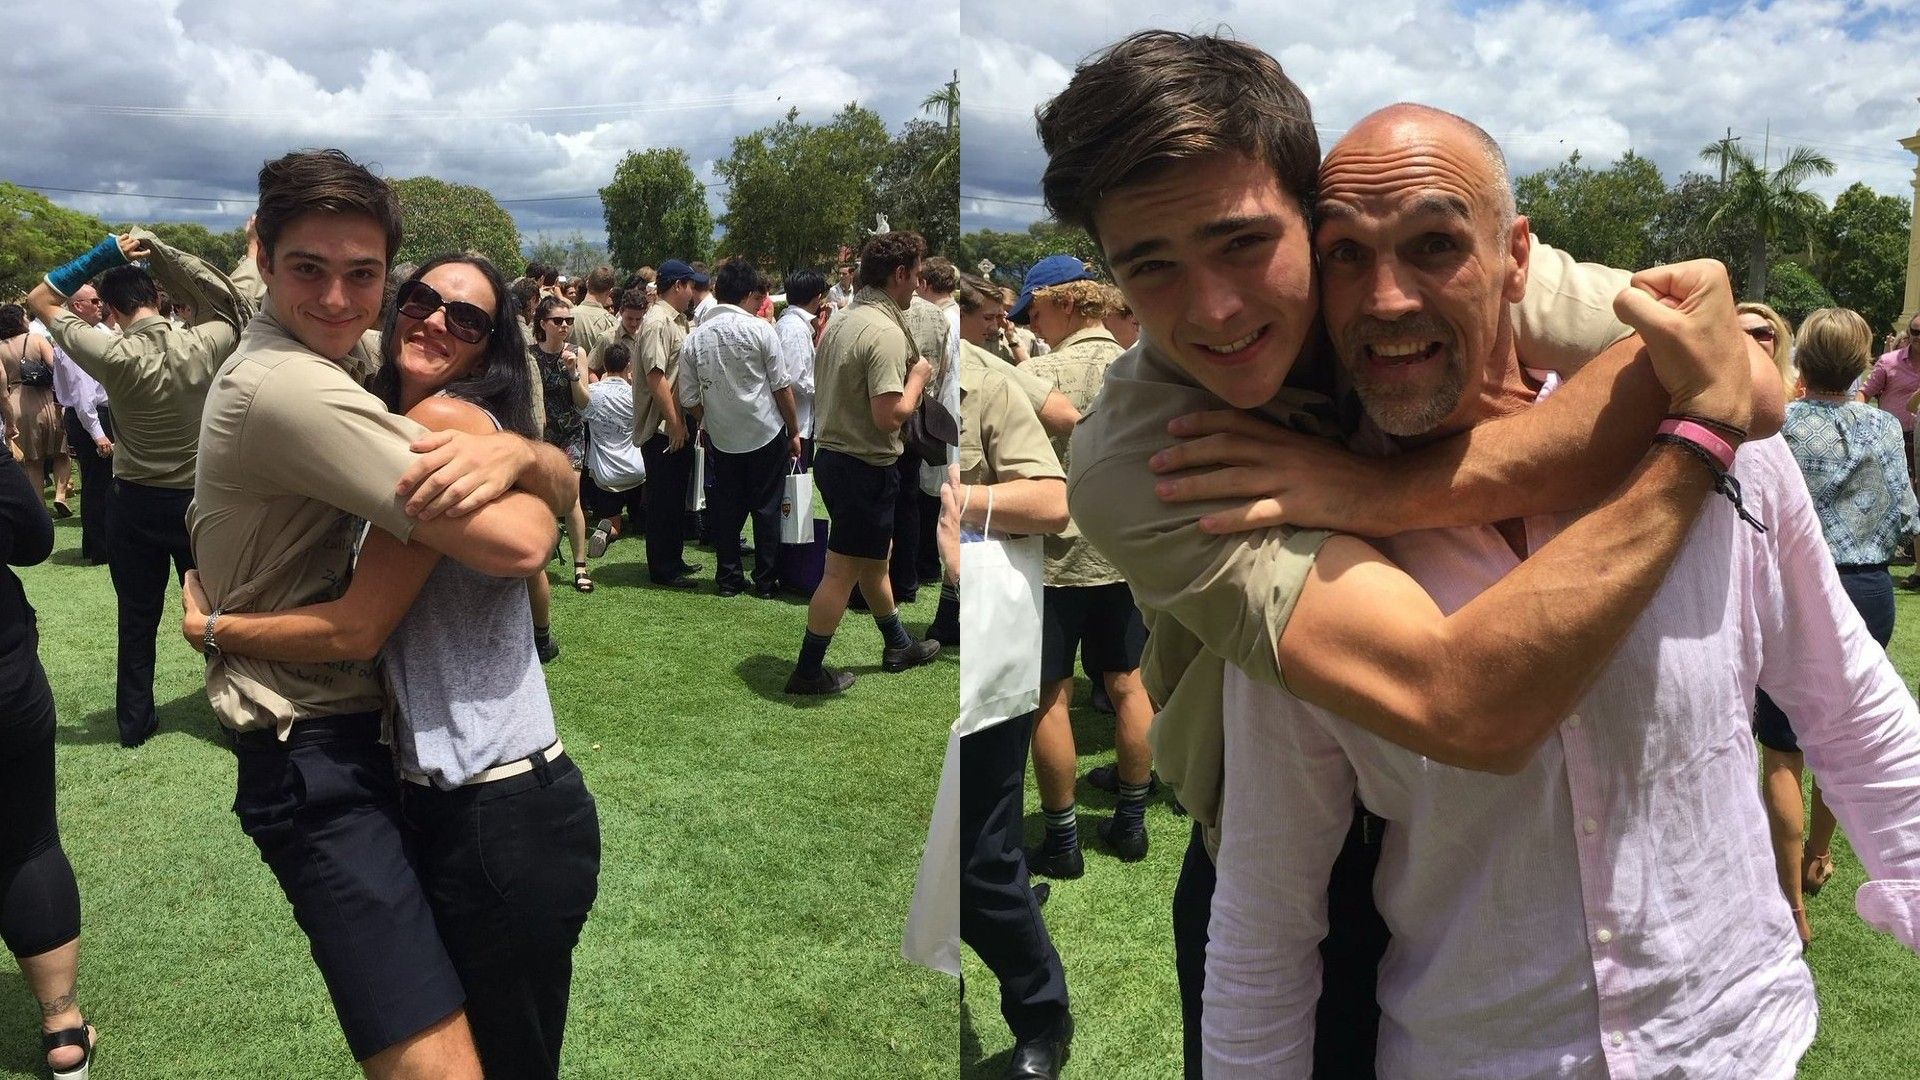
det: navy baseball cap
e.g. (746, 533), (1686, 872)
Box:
(657, 260), (709, 289)
(1008, 255), (1096, 324)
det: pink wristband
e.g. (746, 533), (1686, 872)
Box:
(1656, 418), (1736, 472)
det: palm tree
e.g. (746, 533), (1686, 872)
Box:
(921, 72), (958, 133)
(1698, 143), (1835, 299)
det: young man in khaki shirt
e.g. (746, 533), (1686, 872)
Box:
(783, 231), (941, 695)
(635, 259), (706, 586)
(568, 265), (620, 373)
(27, 231), (243, 747)
(188, 149), (575, 1080)
(1033, 30), (1782, 1076)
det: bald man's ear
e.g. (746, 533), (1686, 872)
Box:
(1503, 215), (1532, 304)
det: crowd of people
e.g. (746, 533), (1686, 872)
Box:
(0, 141), (964, 1078)
(949, 28), (1920, 1080)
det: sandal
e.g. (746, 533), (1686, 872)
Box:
(43, 1021), (95, 1080)
(572, 562), (594, 593)
(52, 498), (71, 519)
(1802, 850), (1835, 897)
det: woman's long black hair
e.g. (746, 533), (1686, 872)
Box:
(369, 254), (538, 440)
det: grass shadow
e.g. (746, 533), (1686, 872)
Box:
(59, 689), (227, 750)
(962, 997), (1014, 1079)
(46, 549), (104, 567)
(0, 969), (42, 1076)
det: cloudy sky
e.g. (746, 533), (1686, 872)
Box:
(963, 0), (1920, 234)
(2, 0), (956, 248)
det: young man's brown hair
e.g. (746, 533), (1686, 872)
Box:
(918, 255), (959, 294)
(254, 149), (403, 266)
(586, 265), (618, 294)
(1035, 30), (1321, 240)
(857, 231), (927, 290)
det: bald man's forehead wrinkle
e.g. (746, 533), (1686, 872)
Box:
(1318, 141), (1494, 222)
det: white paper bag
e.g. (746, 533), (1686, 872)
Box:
(901, 730), (962, 975)
(685, 438), (707, 512)
(780, 465), (813, 544)
(956, 491), (1044, 736)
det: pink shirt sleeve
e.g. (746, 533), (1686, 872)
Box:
(1862, 357), (1892, 400)
(1750, 441), (1920, 954)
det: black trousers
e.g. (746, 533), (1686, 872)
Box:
(1, 655), (81, 960)
(639, 432), (695, 582)
(1173, 812), (1389, 1078)
(402, 753), (601, 1080)
(107, 480), (194, 744)
(888, 455), (922, 602)
(709, 433), (788, 591)
(960, 712), (1070, 1041)
(63, 406), (112, 564)
(916, 493), (940, 584)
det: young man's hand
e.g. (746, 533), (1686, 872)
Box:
(1149, 409), (1391, 535)
(1613, 259), (1753, 437)
(396, 429), (536, 520)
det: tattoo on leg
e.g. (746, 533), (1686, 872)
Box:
(39, 991), (77, 1019)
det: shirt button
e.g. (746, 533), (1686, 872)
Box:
(1566, 713), (1582, 729)
(1596, 928), (1614, 944)
(1583, 818), (1599, 835)
(1610, 1031), (1626, 1048)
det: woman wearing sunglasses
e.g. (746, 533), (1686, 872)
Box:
(531, 296), (597, 619)
(182, 255), (602, 1079)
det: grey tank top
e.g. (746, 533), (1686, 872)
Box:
(383, 399), (557, 788)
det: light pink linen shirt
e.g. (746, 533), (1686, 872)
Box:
(1861, 345), (1920, 432)
(1205, 433), (1920, 1079)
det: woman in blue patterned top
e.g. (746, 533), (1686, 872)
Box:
(1757, 306), (1918, 945)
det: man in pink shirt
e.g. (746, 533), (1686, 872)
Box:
(1858, 312), (1920, 585)
(1200, 106), (1920, 1077)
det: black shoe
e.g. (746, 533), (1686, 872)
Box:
(752, 584), (780, 600)
(1028, 835), (1084, 880)
(1002, 1015), (1072, 1080)
(1100, 816), (1149, 862)
(717, 584), (743, 597)
(674, 561), (704, 577)
(535, 635), (560, 664)
(1085, 764), (1161, 797)
(651, 575), (699, 589)
(784, 665), (855, 696)
(927, 622), (959, 648)
(882, 638), (941, 673)
(1031, 882), (1050, 907)
(119, 716), (158, 749)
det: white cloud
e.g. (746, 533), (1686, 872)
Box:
(963, 0), (1920, 233)
(2, 0), (956, 245)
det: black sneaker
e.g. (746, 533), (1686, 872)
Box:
(1028, 835), (1084, 880)
(717, 583), (744, 597)
(1100, 817), (1149, 862)
(752, 584), (780, 600)
(1085, 764), (1161, 797)
(535, 635), (560, 664)
(784, 665), (855, 696)
(882, 638), (941, 673)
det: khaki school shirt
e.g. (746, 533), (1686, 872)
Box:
(960, 347), (1064, 487)
(1026, 326), (1126, 587)
(1070, 236), (1632, 848)
(569, 298), (618, 372)
(813, 286), (911, 467)
(189, 310), (429, 736)
(633, 303), (689, 443)
(905, 295), (952, 386)
(45, 232), (244, 487)
(962, 340), (1051, 416)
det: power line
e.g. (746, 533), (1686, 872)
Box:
(963, 192), (1048, 208)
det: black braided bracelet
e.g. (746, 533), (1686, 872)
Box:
(1653, 433), (1768, 534)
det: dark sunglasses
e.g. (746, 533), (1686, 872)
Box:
(395, 280), (494, 345)
(545, 316), (575, 326)
(1743, 326), (1776, 343)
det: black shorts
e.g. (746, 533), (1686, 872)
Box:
(1041, 582), (1147, 683)
(231, 713), (466, 1062)
(813, 447), (898, 561)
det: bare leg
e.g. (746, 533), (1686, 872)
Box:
(1760, 747), (1810, 943)
(567, 491), (588, 565)
(50, 453), (72, 503)
(17, 938), (88, 1072)
(805, 552), (866, 636)
(1804, 777), (1839, 897)
(1105, 668), (1156, 788)
(1031, 678), (1079, 813)
(359, 1008), (483, 1080)
(852, 553), (898, 619)
(527, 569), (552, 628)
(21, 459), (43, 505)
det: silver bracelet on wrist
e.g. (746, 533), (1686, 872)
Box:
(203, 610), (222, 655)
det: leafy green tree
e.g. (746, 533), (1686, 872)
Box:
(1814, 182), (1911, 336)
(1700, 145), (1836, 300)
(956, 221), (1102, 287)
(113, 221), (247, 273)
(0, 183), (108, 298)
(1512, 150), (1666, 269)
(716, 105), (891, 275)
(873, 118), (959, 258)
(1765, 259), (1835, 327)
(1646, 171), (1756, 273)
(523, 230), (610, 277)
(389, 176), (521, 272)
(601, 148), (713, 272)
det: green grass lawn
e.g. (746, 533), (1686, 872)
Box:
(962, 598), (1920, 1079)
(1, 510), (957, 1078)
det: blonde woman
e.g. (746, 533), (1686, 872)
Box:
(1736, 301), (1795, 397)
